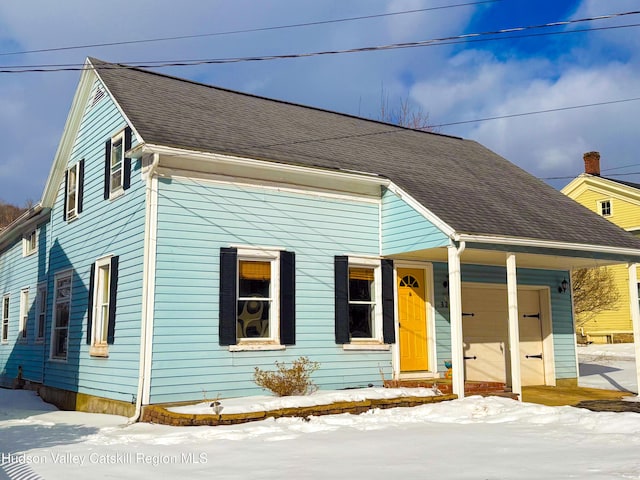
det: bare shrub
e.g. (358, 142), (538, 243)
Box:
(253, 356), (320, 396)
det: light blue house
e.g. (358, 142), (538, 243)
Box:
(1, 57), (640, 418)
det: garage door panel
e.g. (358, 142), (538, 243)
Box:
(462, 286), (547, 387)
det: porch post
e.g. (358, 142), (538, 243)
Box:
(628, 263), (640, 396)
(448, 242), (465, 398)
(506, 253), (522, 399)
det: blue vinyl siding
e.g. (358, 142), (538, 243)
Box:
(381, 187), (449, 255)
(43, 78), (145, 402)
(0, 224), (49, 385)
(432, 262), (576, 379)
(151, 177), (388, 403)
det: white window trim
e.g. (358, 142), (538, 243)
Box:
(35, 283), (47, 343)
(109, 131), (125, 200)
(235, 248), (281, 347)
(90, 256), (112, 357)
(597, 198), (612, 217)
(50, 271), (72, 362)
(19, 288), (29, 342)
(1, 294), (9, 344)
(66, 163), (80, 221)
(345, 257), (384, 346)
(23, 229), (37, 257)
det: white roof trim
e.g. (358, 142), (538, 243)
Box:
(456, 233), (640, 258)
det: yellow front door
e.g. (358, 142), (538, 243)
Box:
(398, 268), (428, 372)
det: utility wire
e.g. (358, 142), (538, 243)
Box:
(541, 172), (640, 180)
(0, 0), (502, 57)
(432, 97), (640, 128)
(602, 163), (640, 172)
(1, 10), (639, 73)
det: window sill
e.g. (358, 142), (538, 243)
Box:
(229, 343), (286, 352)
(342, 342), (390, 351)
(109, 189), (124, 201)
(89, 344), (110, 357)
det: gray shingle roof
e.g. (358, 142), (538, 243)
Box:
(91, 58), (640, 251)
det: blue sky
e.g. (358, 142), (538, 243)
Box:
(1, 0), (639, 205)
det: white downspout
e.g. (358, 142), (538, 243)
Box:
(448, 241), (465, 398)
(628, 263), (640, 396)
(128, 153), (159, 423)
(506, 253), (522, 400)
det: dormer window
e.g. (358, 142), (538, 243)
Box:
(598, 199), (612, 217)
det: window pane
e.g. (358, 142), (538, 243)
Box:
(349, 269), (374, 302)
(111, 140), (123, 167)
(349, 304), (373, 338)
(237, 300), (270, 338)
(239, 260), (271, 297)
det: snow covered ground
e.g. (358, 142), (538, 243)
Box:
(0, 345), (638, 480)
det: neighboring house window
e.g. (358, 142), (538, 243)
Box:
(51, 272), (72, 360)
(598, 199), (612, 217)
(19, 288), (29, 341)
(87, 256), (119, 356)
(63, 160), (85, 221)
(334, 256), (395, 345)
(23, 229), (37, 256)
(1, 295), (9, 344)
(219, 247), (296, 347)
(36, 283), (47, 342)
(104, 127), (132, 200)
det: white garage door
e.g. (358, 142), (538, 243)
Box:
(461, 286), (546, 386)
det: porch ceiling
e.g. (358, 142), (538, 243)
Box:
(390, 246), (636, 270)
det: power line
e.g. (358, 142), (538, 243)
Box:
(541, 172), (640, 180)
(0, 0), (502, 57)
(432, 97), (640, 128)
(1, 10), (639, 73)
(602, 163), (640, 172)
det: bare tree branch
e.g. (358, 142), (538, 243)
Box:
(572, 267), (620, 328)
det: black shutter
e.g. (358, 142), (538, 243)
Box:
(104, 139), (111, 200)
(334, 256), (350, 344)
(77, 159), (85, 214)
(123, 127), (132, 190)
(381, 259), (396, 344)
(87, 263), (95, 345)
(107, 256), (119, 344)
(219, 248), (238, 346)
(62, 170), (68, 221)
(279, 251), (296, 345)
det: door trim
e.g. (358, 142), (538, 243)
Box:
(392, 262), (435, 379)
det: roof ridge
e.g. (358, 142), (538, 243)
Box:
(87, 57), (461, 141)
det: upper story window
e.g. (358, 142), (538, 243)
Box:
(598, 199), (612, 217)
(23, 229), (37, 256)
(110, 133), (124, 197)
(104, 127), (132, 200)
(63, 160), (84, 222)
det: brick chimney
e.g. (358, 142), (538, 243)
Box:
(583, 151), (601, 176)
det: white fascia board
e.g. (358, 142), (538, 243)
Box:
(385, 182), (457, 239)
(41, 62), (96, 207)
(0, 205), (49, 253)
(456, 233), (640, 258)
(141, 143), (390, 190)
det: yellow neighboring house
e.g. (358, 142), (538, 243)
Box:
(562, 151), (640, 343)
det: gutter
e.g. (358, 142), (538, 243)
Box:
(129, 153), (160, 424)
(455, 233), (640, 258)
